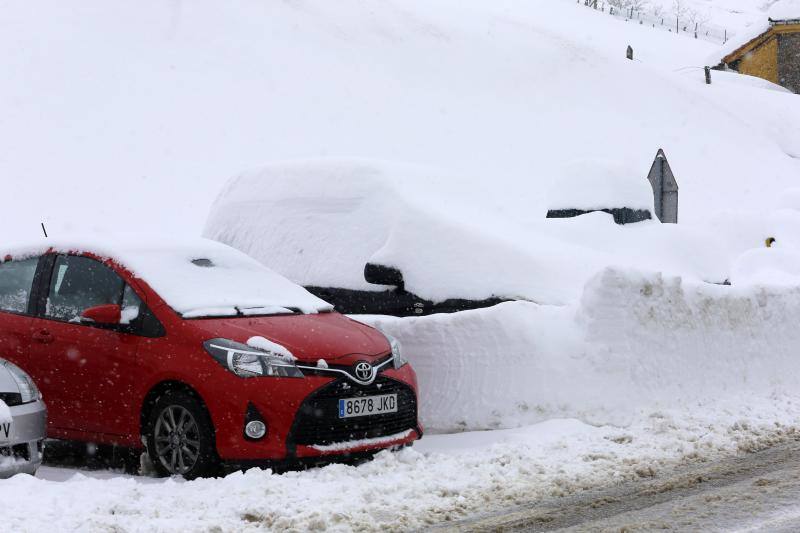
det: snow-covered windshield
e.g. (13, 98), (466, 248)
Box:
(119, 239), (334, 318)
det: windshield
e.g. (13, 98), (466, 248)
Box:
(113, 239), (333, 318)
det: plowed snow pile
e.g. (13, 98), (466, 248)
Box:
(360, 268), (800, 432)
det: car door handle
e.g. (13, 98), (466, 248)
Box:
(32, 329), (54, 344)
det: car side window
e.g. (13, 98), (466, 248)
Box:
(121, 284), (142, 325)
(45, 255), (124, 322)
(0, 258), (39, 314)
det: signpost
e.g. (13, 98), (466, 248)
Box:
(646, 149), (679, 223)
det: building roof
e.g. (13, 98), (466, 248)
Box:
(720, 18), (800, 64)
(717, 1), (800, 65)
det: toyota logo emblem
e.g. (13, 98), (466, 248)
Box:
(354, 361), (372, 381)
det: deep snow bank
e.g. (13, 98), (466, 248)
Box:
(359, 268), (800, 432)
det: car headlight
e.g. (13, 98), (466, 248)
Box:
(2, 360), (41, 403)
(387, 334), (408, 369)
(203, 338), (303, 378)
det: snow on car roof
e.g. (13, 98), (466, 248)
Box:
(1, 237), (333, 317)
(545, 159), (654, 211)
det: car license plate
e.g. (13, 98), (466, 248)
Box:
(0, 420), (12, 442)
(338, 393), (397, 418)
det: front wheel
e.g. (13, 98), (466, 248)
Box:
(145, 390), (219, 479)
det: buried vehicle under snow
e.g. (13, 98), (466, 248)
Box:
(0, 239), (420, 478)
(204, 159), (729, 314)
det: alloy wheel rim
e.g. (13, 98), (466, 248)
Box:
(154, 405), (201, 475)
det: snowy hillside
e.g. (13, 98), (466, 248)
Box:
(595, 0), (786, 42)
(1, 0), (797, 246)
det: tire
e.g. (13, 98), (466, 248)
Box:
(145, 390), (220, 479)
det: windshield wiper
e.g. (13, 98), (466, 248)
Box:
(234, 306), (302, 316)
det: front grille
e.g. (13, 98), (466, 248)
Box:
(0, 392), (22, 407)
(299, 354), (393, 382)
(0, 443), (30, 462)
(289, 376), (417, 449)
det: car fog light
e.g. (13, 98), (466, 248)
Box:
(245, 420), (266, 439)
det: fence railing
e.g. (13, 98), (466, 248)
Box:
(578, 0), (731, 45)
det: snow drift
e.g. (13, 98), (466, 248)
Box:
(359, 267), (800, 432)
(770, 0), (800, 20)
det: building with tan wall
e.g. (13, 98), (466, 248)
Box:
(719, 14), (800, 93)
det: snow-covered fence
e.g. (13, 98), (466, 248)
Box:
(577, 0), (730, 45)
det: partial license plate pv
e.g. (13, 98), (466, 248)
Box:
(338, 393), (397, 419)
(0, 420), (12, 442)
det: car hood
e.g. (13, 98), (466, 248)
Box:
(185, 312), (390, 364)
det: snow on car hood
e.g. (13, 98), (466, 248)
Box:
(115, 239), (333, 317)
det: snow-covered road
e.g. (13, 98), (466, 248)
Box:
(448, 439), (800, 532)
(8, 397), (800, 532)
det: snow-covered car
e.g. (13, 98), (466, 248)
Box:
(0, 239), (419, 479)
(0, 359), (46, 478)
(204, 159), (731, 314)
(207, 160), (514, 316)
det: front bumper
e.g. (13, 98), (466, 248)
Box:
(207, 365), (420, 462)
(0, 400), (46, 478)
(287, 374), (419, 456)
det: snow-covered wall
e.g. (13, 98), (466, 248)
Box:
(359, 268), (800, 432)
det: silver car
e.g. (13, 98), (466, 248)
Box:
(0, 359), (46, 477)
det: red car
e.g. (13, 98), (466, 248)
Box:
(0, 239), (420, 478)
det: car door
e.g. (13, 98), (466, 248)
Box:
(28, 253), (141, 437)
(0, 256), (41, 376)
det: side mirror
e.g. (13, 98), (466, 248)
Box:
(81, 304), (122, 325)
(364, 263), (404, 291)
